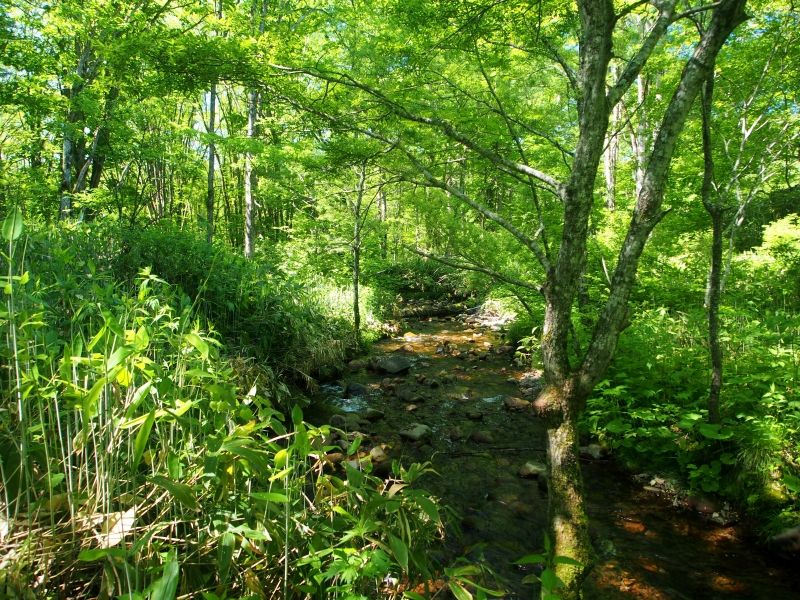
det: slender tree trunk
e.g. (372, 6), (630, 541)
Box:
(700, 70), (724, 424)
(244, 87), (258, 257)
(378, 186), (388, 260)
(352, 162), (367, 345)
(59, 43), (93, 221)
(206, 0), (222, 243)
(539, 3), (615, 593)
(604, 67), (621, 210)
(207, 82), (217, 244)
(244, 0), (267, 258)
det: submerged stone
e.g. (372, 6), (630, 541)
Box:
(399, 423), (432, 442)
(374, 355), (412, 375)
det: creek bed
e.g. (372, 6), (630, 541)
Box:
(310, 316), (800, 598)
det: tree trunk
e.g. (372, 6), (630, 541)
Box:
(207, 80), (217, 244)
(538, 2), (748, 595)
(352, 162), (367, 346)
(543, 387), (592, 593)
(244, 0), (267, 258)
(604, 67), (621, 210)
(244, 87), (258, 258)
(701, 69), (724, 424)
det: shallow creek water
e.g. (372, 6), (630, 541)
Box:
(310, 316), (799, 598)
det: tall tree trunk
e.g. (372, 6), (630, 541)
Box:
(207, 81), (217, 243)
(244, 0), (267, 258)
(604, 67), (621, 210)
(244, 87), (258, 257)
(59, 43), (93, 220)
(206, 0), (222, 244)
(700, 69), (724, 424)
(378, 186), (388, 260)
(352, 162), (367, 346)
(539, 3), (615, 592)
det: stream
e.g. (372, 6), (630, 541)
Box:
(310, 314), (800, 598)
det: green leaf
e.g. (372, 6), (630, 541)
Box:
(107, 346), (134, 372)
(415, 495), (440, 523)
(697, 423), (733, 440)
(77, 548), (127, 562)
(388, 534), (409, 573)
(274, 448), (289, 468)
(250, 491), (289, 503)
(2, 207), (24, 241)
(540, 568), (563, 591)
(217, 532), (235, 584)
(149, 475), (198, 511)
(553, 555), (583, 566)
(514, 553), (546, 565)
(605, 419), (631, 434)
(403, 593), (427, 600)
(149, 554), (180, 600)
(133, 410), (156, 470)
(448, 582), (473, 600)
(185, 332), (209, 360)
(344, 462), (363, 487)
(221, 438), (269, 473)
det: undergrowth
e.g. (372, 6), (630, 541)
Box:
(0, 214), (446, 599)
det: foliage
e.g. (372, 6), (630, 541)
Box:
(0, 216), (444, 599)
(365, 257), (471, 318)
(579, 226), (800, 524)
(112, 221), (351, 381)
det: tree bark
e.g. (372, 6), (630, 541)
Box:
(244, 0), (267, 258)
(352, 162), (367, 346)
(700, 69), (724, 424)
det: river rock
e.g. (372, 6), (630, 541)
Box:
(769, 525), (800, 556)
(504, 396), (532, 411)
(395, 343), (416, 354)
(448, 426), (467, 441)
(344, 381), (368, 397)
(325, 451), (345, 463)
(374, 355), (412, 375)
(579, 443), (607, 460)
(369, 445), (388, 463)
(519, 371), (544, 398)
(330, 414), (348, 429)
(396, 384), (423, 403)
(518, 461), (547, 479)
(465, 407), (484, 421)
(348, 358), (368, 371)
(469, 430), (494, 444)
(686, 495), (718, 515)
(316, 364), (342, 382)
(362, 408), (385, 421)
(399, 423), (432, 442)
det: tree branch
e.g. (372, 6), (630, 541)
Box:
(407, 245), (543, 294)
(608, 0), (677, 109)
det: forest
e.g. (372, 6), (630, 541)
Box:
(1, 0), (799, 598)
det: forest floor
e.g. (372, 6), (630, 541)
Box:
(310, 313), (800, 598)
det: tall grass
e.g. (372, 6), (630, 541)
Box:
(0, 216), (444, 599)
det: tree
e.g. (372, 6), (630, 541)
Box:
(286, 0), (749, 593)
